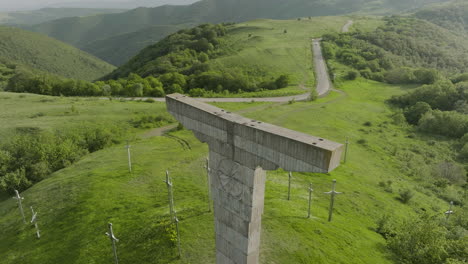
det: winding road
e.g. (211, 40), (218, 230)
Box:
(125, 21), (352, 103)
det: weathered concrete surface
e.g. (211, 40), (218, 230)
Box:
(166, 94), (343, 264)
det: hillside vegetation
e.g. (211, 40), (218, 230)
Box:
(26, 0), (449, 64)
(0, 8), (125, 25)
(8, 18), (362, 98)
(0, 78), (466, 263)
(81, 25), (188, 66)
(415, 1), (468, 35)
(0, 26), (115, 81)
(322, 16), (468, 84)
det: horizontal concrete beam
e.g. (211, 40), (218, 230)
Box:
(166, 93), (343, 173)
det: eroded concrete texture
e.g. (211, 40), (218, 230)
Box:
(166, 94), (343, 264)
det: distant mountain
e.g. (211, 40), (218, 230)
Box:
(27, 0), (450, 65)
(48, 0), (199, 9)
(0, 26), (115, 81)
(0, 8), (125, 25)
(415, 1), (468, 35)
(81, 24), (189, 66)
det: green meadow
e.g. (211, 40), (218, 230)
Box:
(0, 77), (458, 263)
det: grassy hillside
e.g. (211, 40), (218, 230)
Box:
(0, 77), (465, 263)
(415, 0), (468, 35)
(104, 17), (384, 98)
(0, 8), (125, 25)
(27, 0), (448, 64)
(81, 24), (189, 66)
(322, 16), (468, 82)
(0, 26), (115, 81)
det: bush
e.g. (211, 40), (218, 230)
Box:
(432, 162), (466, 186)
(398, 189), (414, 204)
(346, 70), (360, 80)
(387, 215), (449, 264)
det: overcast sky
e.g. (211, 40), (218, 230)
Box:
(0, 0), (196, 12)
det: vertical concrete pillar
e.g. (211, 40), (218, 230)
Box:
(210, 150), (265, 264)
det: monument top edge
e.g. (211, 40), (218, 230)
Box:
(166, 93), (343, 151)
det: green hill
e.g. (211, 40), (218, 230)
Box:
(0, 8), (125, 26)
(0, 14), (466, 264)
(81, 24), (189, 66)
(415, 0), (468, 35)
(27, 0), (449, 64)
(0, 79), (465, 263)
(0, 26), (115, 81)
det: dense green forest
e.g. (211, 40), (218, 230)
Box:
(322, 17), (468, 83)
(0, 26), (115, 81)
(25, 0), (450, 64)
(415, 1), (468, 34)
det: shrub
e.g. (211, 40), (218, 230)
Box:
(346, 70), (360, 80)
(357, 139), (367, 145)
(398, 189), (414, 204)
(387, 215), (449, 264)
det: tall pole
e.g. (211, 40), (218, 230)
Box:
(30, 206), (40, 239)
(344, 137), (349, 163)
(307, 183), (313, 219)
(324, 179), (342, 222)
(205, 158), (212, 212)
(13, 190), (26, 224)
(165, 170), (175, 221)
(288, 172), (292, 200)
(126, 141), (132, 173)
(106, 223), (119, 264)
(445, 201), (454, 222)
(174, 211), (182, 258)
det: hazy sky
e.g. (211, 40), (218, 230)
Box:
(0, 0), (195, 12)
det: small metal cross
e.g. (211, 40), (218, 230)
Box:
(13, 190), (26, 224)
(30, 206), (40, 239)
(307, 183), (313, 219)
(125, 140), (132, 173)
(344, 137), (349, 163)
(204, 158), (212, 212)
(164, 170), (175, 221)
(287, 172), (292, 200)
(105, 223), (119, 264)
(324, 179), (342, 222)
(174, 211), (182, 258)
(445, 201), (454, 222)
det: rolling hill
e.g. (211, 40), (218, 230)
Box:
(27, 0), (450, 65)
(415, 0), (468, 35)
(81, 24), (190, 66)
(0, 26), (115, 81)
(0, 8), (125, 26)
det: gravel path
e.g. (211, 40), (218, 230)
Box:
(342, 20), (354, 33)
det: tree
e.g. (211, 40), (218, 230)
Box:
(404, 102), (432, 125)
(275, 75), (290, 89)
(433, 162), (466, 185)
(388, 215), (449, 264)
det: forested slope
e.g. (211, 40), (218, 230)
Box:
(0, 26), (115, 81)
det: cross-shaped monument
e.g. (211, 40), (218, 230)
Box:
(166, 94), (343, 264)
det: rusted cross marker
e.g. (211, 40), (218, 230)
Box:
(166, 94), (343, 264)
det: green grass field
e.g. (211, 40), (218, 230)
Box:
(203, 16), (384, 98)
(0, 93), (169, 142)
(0, 77), (458, 263)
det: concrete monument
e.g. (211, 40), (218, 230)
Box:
(166, 94), (343, 264)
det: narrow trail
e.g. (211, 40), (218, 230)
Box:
(141, 20), (352, 138)
(342, 20), (354, 33)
